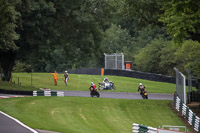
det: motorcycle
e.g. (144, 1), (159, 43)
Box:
(90, 90), (100, 97)
(98, 81), (116, 91)
(141, 90), (148, 99)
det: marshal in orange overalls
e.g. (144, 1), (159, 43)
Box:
(50, 71), (58, 85)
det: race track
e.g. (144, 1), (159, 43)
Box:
(63, 91), (173, 100)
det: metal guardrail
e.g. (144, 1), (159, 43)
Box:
(174, 92), (200, 132)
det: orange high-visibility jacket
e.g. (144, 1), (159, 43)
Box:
(50, 73), (58, 80)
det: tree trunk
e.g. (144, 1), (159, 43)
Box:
(0, 50), (16, 81)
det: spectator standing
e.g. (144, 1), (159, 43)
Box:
(50, 71), (58, 86)
(64, 70), (69, 86)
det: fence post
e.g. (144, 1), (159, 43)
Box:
(31, 72), (32, 87)
(174, 92), (177, 106)
(18, 77), (20, 97)
(198, 119), (200, 132)
(192, 113), (196, 127)
(186, 106), (189, 119)
(179, 101), (183, 114)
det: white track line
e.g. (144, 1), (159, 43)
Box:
(0, 111), (38, 133)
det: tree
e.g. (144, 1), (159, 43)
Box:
(134, 39), (175, 75)
(0, 0), (21, 81)
(117, 0), (171, 50)
(159, 41), (177, 75)
(16, 0), (57, 72)
(15, 0), (114, 72)
(175, 40), (200, 77)
(160, 0), (200, 43)
(52, 0), (114, 69)
(101, 24), (137, 61)
(120, 0), (167, 34)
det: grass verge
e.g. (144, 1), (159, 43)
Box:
(0, 97), (185, 133)
(3, 73), (176, 94)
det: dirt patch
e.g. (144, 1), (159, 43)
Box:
(168, 102), (198, 133)
(187, 102), (200, 117)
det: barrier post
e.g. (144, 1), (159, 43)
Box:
(101, 68), (104, 76)
(192, 113), (196, 127)
(186, 107), (189, 119)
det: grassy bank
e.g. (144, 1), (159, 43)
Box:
(3, 73), (176, 94)
(0, 97), (184, 133)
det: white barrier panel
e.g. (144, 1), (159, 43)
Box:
(176, 98), (180, 111)
(33, 91), (64, 96)
(132, 123), (157, 133)
(194, 116), (200, 132)
(182, 104), (187, 116)
(174, 92), (200, 132)
(188, 110), (193, 125)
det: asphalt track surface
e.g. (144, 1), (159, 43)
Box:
(0, 111), (38, 133)
(0, 91), (173, 133)
(63, 90), (173, 100)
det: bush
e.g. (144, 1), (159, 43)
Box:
(13, 61), (32, 72)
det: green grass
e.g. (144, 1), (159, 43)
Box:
(0, 97), (185, 133)
(4, 73), (176, 94)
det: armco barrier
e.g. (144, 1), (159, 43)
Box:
(132, 123), (157, 133)
(0, 89), (32, 95)
(33, 91), (64, 96)
(174, 92), (200, 132)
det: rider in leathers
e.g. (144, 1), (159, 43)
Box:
(89, 82), (97, 94)
(138, 83), (145, 95)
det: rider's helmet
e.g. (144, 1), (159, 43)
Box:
(139, 83), (142, 86)
(91, 82), (94, 86)
(65, 70), (67, 73)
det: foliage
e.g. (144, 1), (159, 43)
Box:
(120, 0), (168, 35)
(175, 40), (200, 77)
(134, 25), (170, 48)
(0, 0), (20, 52)
(16, 0), (58, 72)
(134, 39), (175, 74)
(118, 0), (171, 53)
(159, 42), (177, 75)
(15, 0), (115, 72)
(135, 39), (200, 77)
(0, 0), (21, 81)
(1, 0), (200, 81)
(123, 0), (165, 30)
(12, 61), (32, 72)
(160, 0), (200, 43)
(101, 24), (138, 61)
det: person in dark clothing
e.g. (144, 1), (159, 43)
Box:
(138, 83), (145, 95)
(64, 70), (69, 86)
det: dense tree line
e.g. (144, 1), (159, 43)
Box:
(0, 0), (200, 81)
